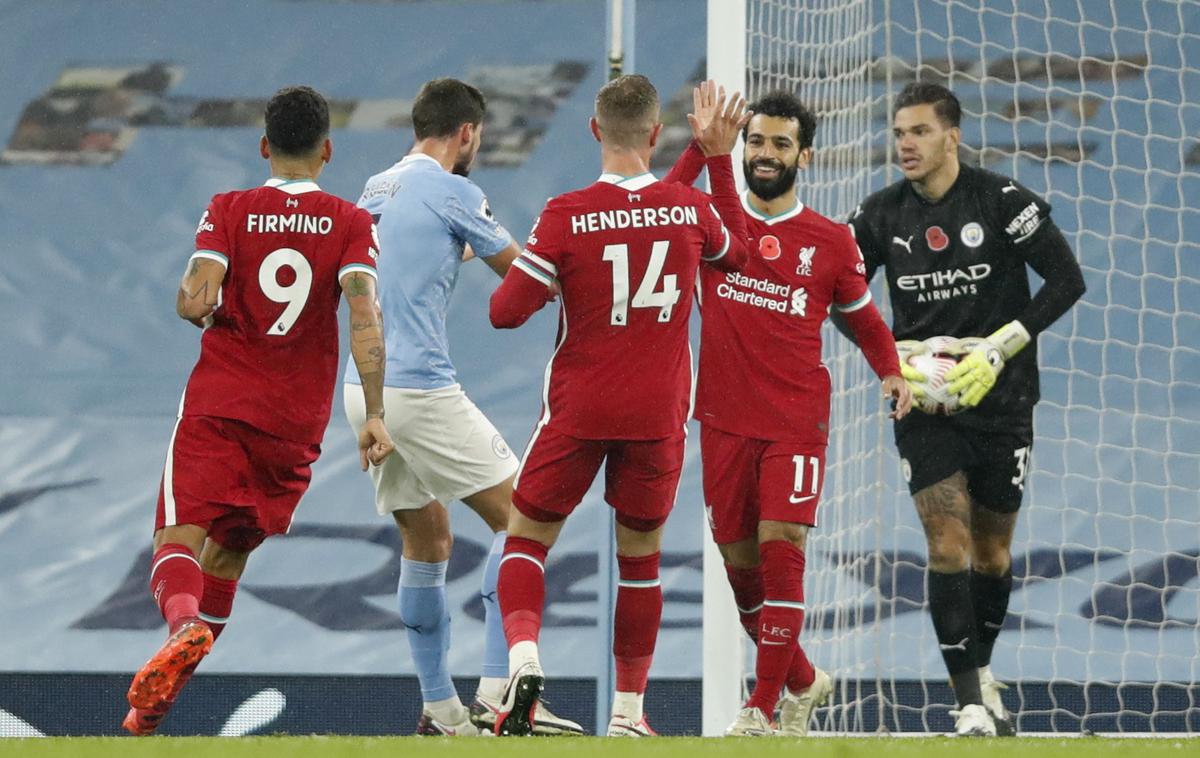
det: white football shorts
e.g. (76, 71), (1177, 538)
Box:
(343, 383), (518, 514)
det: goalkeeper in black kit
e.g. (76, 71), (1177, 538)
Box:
(845, 82), (1086, 736)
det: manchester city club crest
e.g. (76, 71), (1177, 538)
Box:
(961, 222), (985, 248)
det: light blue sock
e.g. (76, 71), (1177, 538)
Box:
(398, 558), (455, 703)
(480, 531), (509, 679)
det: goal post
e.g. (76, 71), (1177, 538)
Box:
(702, 0), (749, 738)
(704, 0), (1200, 735)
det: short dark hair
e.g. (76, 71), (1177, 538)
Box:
(412, 78), (487, 139)
(264, 86), (329, 157)
(743, 91), (817, 150)
(893, 82), (961, 128)
(594, 74), (660, 148)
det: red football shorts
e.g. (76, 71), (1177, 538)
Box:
(513, 424), (685, 532)
(701, 424), (827, 544)
(155, 415), (321, 552)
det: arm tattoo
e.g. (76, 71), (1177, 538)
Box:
(344, 272), (370, 298)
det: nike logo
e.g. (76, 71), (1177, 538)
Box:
(938, 637), (969, 652)
(892, 235), (913, 254)
(789, 493), (816, 504)
(983, 621), (1004, 630)
(1001, 181), (1018, 193)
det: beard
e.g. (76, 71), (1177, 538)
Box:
(743, 157), (798, 202)
(451, 159), (472, 177)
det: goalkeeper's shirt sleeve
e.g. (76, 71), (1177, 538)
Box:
(1016, 219), (1087, 336)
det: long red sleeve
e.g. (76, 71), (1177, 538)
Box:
(663, 139), (706, 187)
(841, 300), (901, 380)
(490, 265), (554, 328)
(704, 153), (749, 271)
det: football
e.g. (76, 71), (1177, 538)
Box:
(898, 336), (964, 416)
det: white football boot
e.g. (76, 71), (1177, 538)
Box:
(979, 667), (1016, 736)
(950, 703), (997, 736)
(777, 667), (833, 736)
(725, 706), (775, 736)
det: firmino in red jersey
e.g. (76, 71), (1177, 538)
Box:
(187, 177), (378, 444)
(695, 194), (878, 445)
(493, 172), (746, 440)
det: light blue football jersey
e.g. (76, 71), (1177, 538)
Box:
(345, 153), (512, 389)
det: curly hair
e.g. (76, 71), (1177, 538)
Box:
(743, 91), (817, 150)
(264, 86), (329, 157)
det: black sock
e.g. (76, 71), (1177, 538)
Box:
(927, 569), (982, 706)
(971, 568), (1013, 667)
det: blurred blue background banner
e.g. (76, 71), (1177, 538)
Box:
(0, 0), (1196, 694)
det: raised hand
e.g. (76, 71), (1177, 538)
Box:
(689, 80), (752, 157)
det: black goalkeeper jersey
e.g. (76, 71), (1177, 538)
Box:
(849, 164), (1055, 429)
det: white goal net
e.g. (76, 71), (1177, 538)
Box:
(707, 0), (1200, 734)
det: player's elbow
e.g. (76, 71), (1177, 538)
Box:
(489, 300), (521, 329)
(176, 293), (212, 321)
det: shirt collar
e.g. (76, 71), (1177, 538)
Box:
(264, 177), (321, 195)
(740, 190), (805, 225)
(598, 172), (658, 191)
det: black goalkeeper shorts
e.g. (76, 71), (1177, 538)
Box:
(894, 412), (1033, 513)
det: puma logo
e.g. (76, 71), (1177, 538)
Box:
(892, 235), (914, 254)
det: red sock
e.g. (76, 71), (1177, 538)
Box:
(746, 540), (807, 715)
(498, 536), (549, 646)
(200, 573), (238, 641)
(149, 544), (204, 634)
(614, 552), (662, 694)
(786, 642), (817, 693)
(724, 562), (764, 641)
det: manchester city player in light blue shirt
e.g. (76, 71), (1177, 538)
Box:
(343, 78), (581, 737)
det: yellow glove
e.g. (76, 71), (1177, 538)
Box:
(944, 321), (1031, 408)
(896, 340), (928, 400)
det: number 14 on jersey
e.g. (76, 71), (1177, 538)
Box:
(602, 241), (680, 326)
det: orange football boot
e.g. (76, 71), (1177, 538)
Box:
(126, 621), (212, 711)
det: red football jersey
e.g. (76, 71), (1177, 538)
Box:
(514, 173), (735, 440)
(184, 178), (378, 444)
(695, 195), (872, 444)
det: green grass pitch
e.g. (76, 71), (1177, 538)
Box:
(3, 736), (1195, 758)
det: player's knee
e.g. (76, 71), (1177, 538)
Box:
(972, 543), (1011, 576)
(718, 538), (760, 569)
(926, 535), (970, 572)
(202, 549), (249, 578)
(758, 520), (808, 552)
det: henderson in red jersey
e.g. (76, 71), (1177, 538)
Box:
(664, 84), (912, 737)
(122, 87), (394, 737)
(486, 75), (750, 739)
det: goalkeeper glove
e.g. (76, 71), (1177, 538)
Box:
(895, 340), (928, 400)
(944, 320), (1031, 408)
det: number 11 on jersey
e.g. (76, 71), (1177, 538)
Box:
(602, 241), (681, 326)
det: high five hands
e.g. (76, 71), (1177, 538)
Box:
(689, 79), (753, 157)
